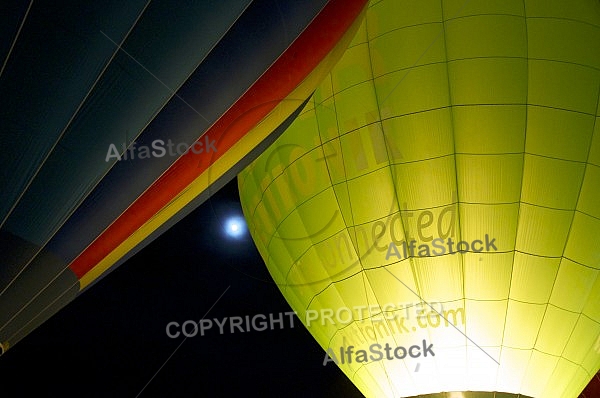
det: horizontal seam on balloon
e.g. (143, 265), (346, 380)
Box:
(525, 15), (600, 30)
(316, 89), (600, 120)
(254, 154), (596, 230)
(346, 40), (369, 50)
(312, 106), (596, 144)
(255, 185), (463, 263)
(522, 152), (591, 164)
(362, 57), (600, 84)
(518, 201), (595, 213)
(316, 99), (597, 123)
(366, 21), (444, 43)
(444, 12), (526, 23)
(559, 256), (600, 271)
(448, 57), (600, 72)
(359, 249), (598, 270)
(299, 268), (365, 304)
(510, 300), (591, 315)
(358, 12), (580, 44)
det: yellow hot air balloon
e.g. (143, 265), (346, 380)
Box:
(238, 0), (600, 397)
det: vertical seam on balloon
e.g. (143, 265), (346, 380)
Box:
(300, 7), (409, 385)
(310, 77), (356, 291)
(302, 73), (361, 354)
(329, 79), (360, 276)
(441, 0), (469, 381)
(496, 7), (526, 390)
(513, 2), (536, 394)
(322, 72), (354, 269)
(357, 3), (418, 390)
(357, 7), (400, 393)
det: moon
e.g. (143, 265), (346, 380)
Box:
(224, 216), (247, 239)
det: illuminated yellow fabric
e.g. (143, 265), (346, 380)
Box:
(239, 1), (600, 397)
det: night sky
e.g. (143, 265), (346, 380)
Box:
(0, 177), (363, 397)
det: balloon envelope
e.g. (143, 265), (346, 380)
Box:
(239, 0), (600, 396)
(0, 0), (367, 353)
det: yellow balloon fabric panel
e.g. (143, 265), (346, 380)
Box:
(239, 1), (600, 397)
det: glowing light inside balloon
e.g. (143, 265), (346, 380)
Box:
(224, 216), (246, 238)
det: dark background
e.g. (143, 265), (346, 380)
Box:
(0, 177), (363, 397)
